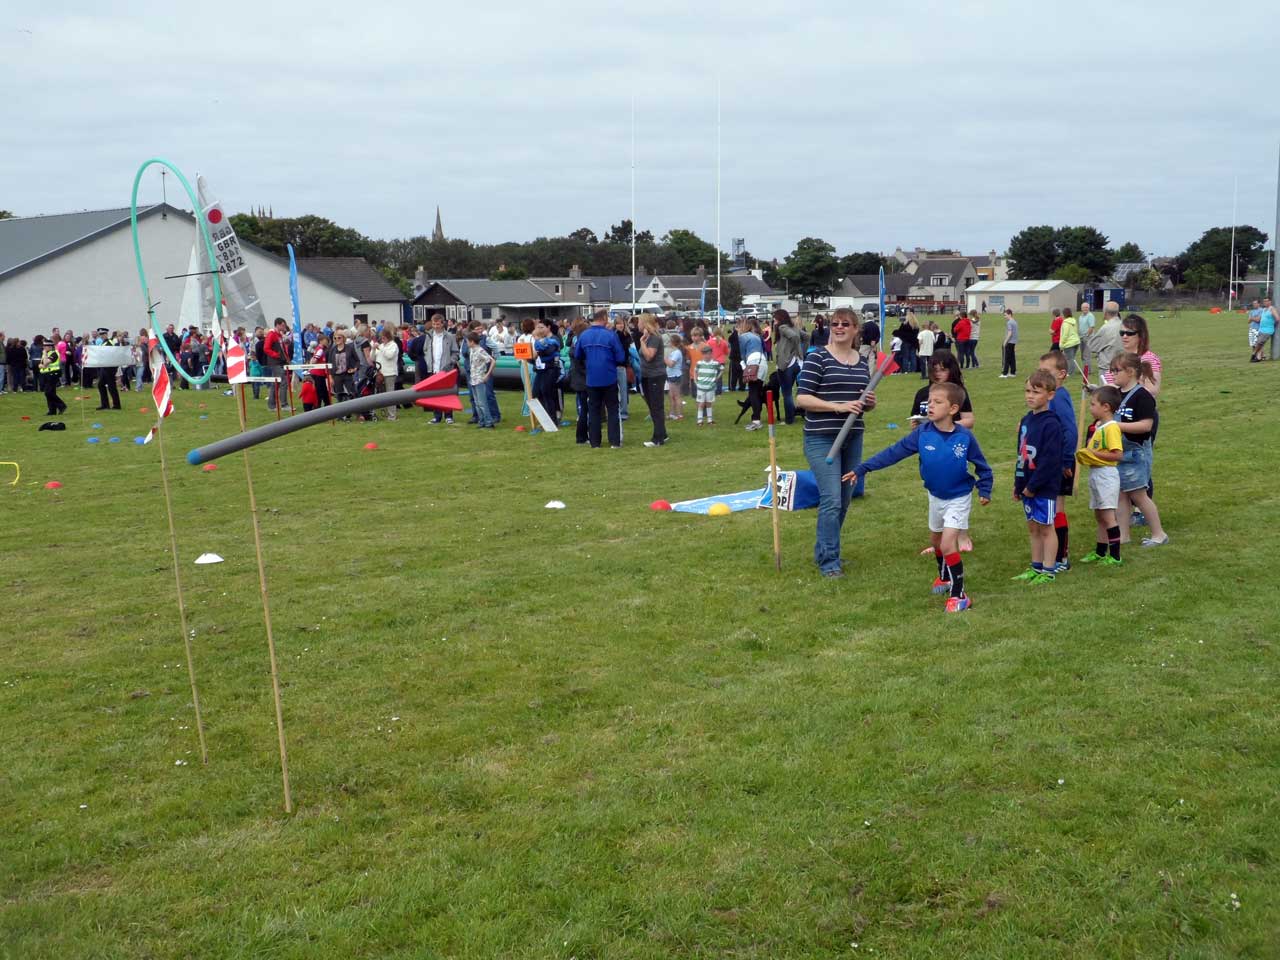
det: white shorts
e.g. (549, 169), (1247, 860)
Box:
(696, 387), (716, 404)
(1088, 467), (1120, 511)
(927, 492), (972, 532)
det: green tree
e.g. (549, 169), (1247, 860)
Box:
(1007, 225), (1059, 278)
(0, 210), (14, 220)
(717, 277), (745, 311)
(229, 213), (372, 259)
(662, 228), (718, 274)
(838, 251), (886, 276)
(778, 238), (840, 302)
(1051, 263), (1092, 284)
(1183, 264), (1225, 293)
(1181, 225), (1269, 278)
(490, 264), (528, 280)
(1055, 226), (1114, 280)
(604, 219), (653, 245)
(568, 227), (598, 244)
(1112, 241), (1145, 262)
(1133, 268), (1163, 292)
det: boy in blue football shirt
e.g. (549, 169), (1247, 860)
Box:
(1013, 369), (1065, 584)
(847, 381), (993, 612)
(1039, 351), (1079, 572)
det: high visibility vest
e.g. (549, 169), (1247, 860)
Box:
(39, 351), (60, 375)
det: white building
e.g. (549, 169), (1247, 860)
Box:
(965, 279), (1079, 315)
(0, 205), (359, 342)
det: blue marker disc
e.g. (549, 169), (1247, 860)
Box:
(108, 437), (120, 443)
(134, 437), (146, 444)
(86, 437), (100, 444)
(886, 423), (899, 429)
(92, 423), (102, 429)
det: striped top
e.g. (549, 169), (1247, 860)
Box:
(797, 348), (871, 435)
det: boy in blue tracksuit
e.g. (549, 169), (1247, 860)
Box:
(1039, 351), (1079, 572)
(848, 381), (993, 612)
(1012, 369), (1065, 584)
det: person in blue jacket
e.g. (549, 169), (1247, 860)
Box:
(572, 309), (627, 448)
(1039, 351), (1079, 573)
(1011, 369), (1065, 584)
(847, 381), (993, 612)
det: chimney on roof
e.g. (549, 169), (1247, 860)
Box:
(695, 264), (706, 279)
(569, 264), (582, 279)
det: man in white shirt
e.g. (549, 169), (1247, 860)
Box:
(425, 313), (460, 423)
(1090, 301), (1123, 377)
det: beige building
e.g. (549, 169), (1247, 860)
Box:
(965, 280), (1079, 315)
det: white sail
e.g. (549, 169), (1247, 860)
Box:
(195, 175), (266, 339)
(176, 243), (210, 334)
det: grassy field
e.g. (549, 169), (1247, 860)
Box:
(1, 310), (1277, 959)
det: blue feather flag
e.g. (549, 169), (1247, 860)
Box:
(287, 244), (304, 363)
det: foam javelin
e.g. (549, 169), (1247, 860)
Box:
(823, 352), (898, 464)
(186, 371), (462, 465)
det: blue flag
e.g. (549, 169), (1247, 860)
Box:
(878, 266), (886, 326)
(700, 277), (707, 315)
(287, 244), (304, 363)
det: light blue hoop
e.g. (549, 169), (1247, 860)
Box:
(129, 159), (225, 385)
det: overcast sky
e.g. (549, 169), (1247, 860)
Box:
(3, 0), (1278, 260)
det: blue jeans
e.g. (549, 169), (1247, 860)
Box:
(900, 344), (917, 374)
(777, 362), (799, 424)
(471, 379), (494, 426)
(617, 367), (630, 419)
(0, 364), (6, 392)
(803, 429), (864, 574)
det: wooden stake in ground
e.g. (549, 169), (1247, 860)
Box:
(766, 389), (782, 571)
(234, 381), (293, 813)
(154, 420), (209, 765)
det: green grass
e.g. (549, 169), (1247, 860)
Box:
(1, 311), (1277, 958)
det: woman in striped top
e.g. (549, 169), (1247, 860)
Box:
(795, 307), (878, 578)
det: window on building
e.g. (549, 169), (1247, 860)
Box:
(1023, 295), (1040, 307)
(990, 296), (1005, 307)
(577, 284), (584, 294)
(930, 275), (949, 286)
(481, 307), (492, 320)
(554, 284), (561, 295)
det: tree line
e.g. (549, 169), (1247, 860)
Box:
(163, 208), (1273, 304)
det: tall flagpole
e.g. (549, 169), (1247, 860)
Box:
(630, 94), (637, 315)
(715, 76), (722, 321)
(1273, 143), (1280, 359)
(1227, 176), (1238, 313)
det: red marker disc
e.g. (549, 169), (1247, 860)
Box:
(207, 208), (223, 224)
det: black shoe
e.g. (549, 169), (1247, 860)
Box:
(95, 406), (109, 410)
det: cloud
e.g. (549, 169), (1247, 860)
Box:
(2, 0), (1277, 259)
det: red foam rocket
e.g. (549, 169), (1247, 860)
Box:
(411, 369), (464, 412)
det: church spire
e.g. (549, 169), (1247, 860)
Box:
(432, 205), (444, 243)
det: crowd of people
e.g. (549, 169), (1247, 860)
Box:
(795, 301), (1171, 612)
(5, 298), (1181, 603)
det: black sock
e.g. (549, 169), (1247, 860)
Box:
(1095, 541), (1107, 557)
(934, 549), (946, 579)
(945, 553), (964, 598)
(1107, 525), (1121, 560)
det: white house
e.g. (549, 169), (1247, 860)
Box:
(965, 280), (1079, 315)
(0, 205), (359, 343)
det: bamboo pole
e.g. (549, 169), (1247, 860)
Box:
(766, 389), (781, 571)
(155, 420), (209, 765)
(234, 382), (293, 813)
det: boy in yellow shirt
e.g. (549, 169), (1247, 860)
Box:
(1074, 385), (1124, 565)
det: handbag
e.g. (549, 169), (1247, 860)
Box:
(743, 363), (760, 383)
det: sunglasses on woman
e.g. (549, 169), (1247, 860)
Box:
(1120, 329), (1137, 336)
(830, 321), (854, 328)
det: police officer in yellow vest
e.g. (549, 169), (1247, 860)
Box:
(38, 338), (67, 416)
(95, 329), (122, 411)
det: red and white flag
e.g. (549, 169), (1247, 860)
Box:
(146, 329), (173, 436)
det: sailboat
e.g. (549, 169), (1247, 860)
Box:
(175, 175), (266, 383)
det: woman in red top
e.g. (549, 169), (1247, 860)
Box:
(309, 334), (331, 407)
(1050, 309), (1063, 350)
